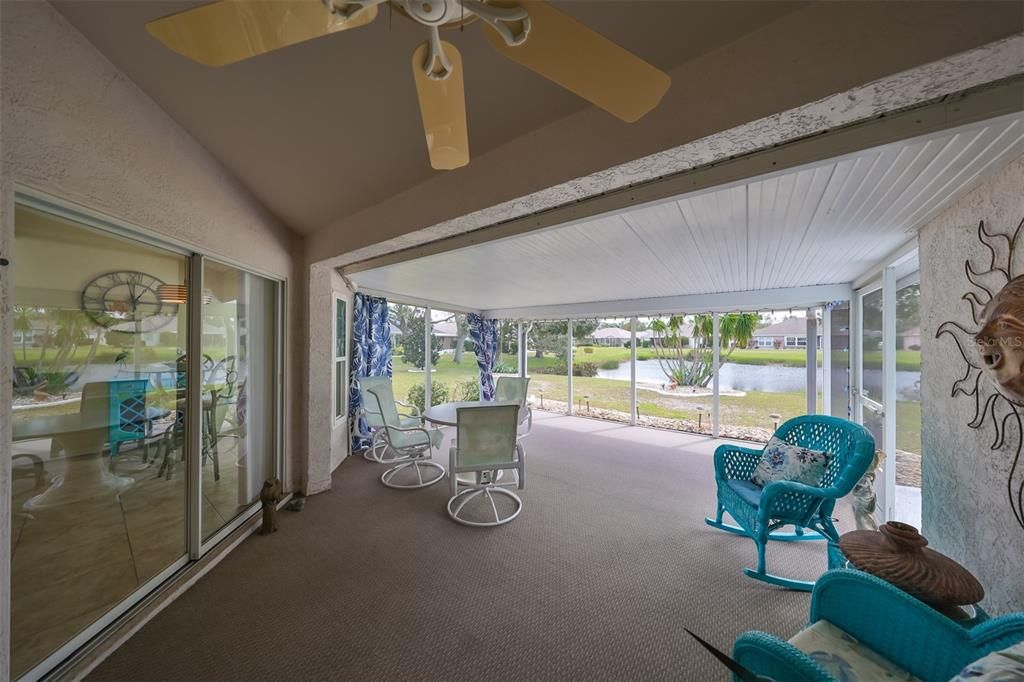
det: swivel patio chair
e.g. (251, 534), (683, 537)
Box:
(357, 376), (422, 462)
(364, 382), (445, 489)
(447, 404), (525, 527)
(732, 569), (1024, 682)
(705, 415), (875, 591)
(495, 375), (532, 440)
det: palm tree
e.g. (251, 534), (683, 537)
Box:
(13, 306), (34, 362)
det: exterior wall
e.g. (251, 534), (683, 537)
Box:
(306, 262), (352, 494)
(0, 2), (306, 676)
(919, 154), (1024, 614)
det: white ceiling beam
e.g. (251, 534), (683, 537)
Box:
(481, 283), (853, 320)
(352, 286), (483, 315)
(343, 79), (1023, 277)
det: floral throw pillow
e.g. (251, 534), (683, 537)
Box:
(951, 641), (1024, 680)
(751, 436), (832, 487)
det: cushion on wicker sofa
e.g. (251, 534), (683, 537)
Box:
(950, 640), (1024, 680)
(788, 620), (920, 681)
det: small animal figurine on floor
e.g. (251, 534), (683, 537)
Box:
(259, 478), (282, 535)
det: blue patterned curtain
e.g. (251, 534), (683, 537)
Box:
(468, 313), (500, 401)
(348, 294), (393, 450)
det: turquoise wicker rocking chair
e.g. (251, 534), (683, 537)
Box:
(733, 569), (1024, 682)
(705, 415), (875, 591)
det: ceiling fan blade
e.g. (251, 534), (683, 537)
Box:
(411, 38), (469, 170)
(481, 1), (670, 123)
(146, 0), (378, 67)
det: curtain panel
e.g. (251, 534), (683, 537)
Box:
(348, 294), (393, 451)
(468, 313), (500, 401)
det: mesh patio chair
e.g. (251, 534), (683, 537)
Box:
(365, 382), (445, 489)
(447, 404), (525, 526)
(357, 376), (422, 462)
(495, 376), (532, 440)
(704, 415), (875, 591)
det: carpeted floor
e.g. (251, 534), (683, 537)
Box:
(90, 412), (851, 681)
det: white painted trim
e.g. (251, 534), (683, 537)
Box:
(883, 266), (898, 522)
(566, 322), (574, 416)
(852, 237), (920, 290)
(353, 285), (482, 315)
(712, 313), (720, 438)
(482, 284), (853, 320)
(822, 306), (833, 415)
(341, 79), (1024, 276)
(630, 317), (638, 426)
(424, 306), (432, 405)
(807, 309), (818, 414)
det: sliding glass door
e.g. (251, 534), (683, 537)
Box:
(9, 199), (283, 679)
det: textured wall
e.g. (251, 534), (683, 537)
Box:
(0, 4), (306, 676)
(306, 263), (352, 494)
(920, 154), (1024, 614)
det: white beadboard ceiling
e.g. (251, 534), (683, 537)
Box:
(350, 113), (1024, 314)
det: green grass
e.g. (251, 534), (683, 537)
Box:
(12, 345), (181, 366)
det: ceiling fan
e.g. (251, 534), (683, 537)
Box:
(146, 0), (671, 170)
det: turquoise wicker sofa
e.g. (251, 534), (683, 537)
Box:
(705, 415), (876, 590)
(733, 569), (1024, 681)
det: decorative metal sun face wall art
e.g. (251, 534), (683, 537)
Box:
(937, 217), (1024, 531)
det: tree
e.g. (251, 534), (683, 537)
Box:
(527, 320), (600, 359)
(396, 308), (438, 370)
(651, 312), (760, 387)
(13, 306), (33, 361)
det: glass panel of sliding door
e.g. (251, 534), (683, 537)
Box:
(10, 204), (189, 678)
(858, 286), (886, 520)
(200, 259), (280, 541)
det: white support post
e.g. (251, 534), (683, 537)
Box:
(883, 267), (897, 522)
(806, 308), (818, 415)
(630, 316), (638, 426)
(822, 306), (832, 415)
(517, 322), (526, 378)
(566, 321), (574, 415)
(712, 312), (720, 438)
(423, 306), (432, 407)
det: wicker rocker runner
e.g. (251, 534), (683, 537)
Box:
(705, 415), (876, 591)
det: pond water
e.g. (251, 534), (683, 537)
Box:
(596, 359), (920, 398)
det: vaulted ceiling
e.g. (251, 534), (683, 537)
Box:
(53, 0), (805, 233)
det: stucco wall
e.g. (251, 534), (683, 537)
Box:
(306, 262), (352, 494)
(0, 3), (306, 676)
(920, 154), (1024, 614)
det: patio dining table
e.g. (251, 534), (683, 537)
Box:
(421, 400), (520, 427)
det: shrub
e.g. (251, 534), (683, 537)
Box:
(599, 359), (620, 370)
(407, 381), (449, 412)
(463, 339), (475, 352)
(454, 379), (479, 401)
(540, 361), (599, 377)
(582, 346), (594, 354)
(622, 341), (630, 348)
(493, 361), (515, 373)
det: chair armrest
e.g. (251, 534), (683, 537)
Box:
(810, 569), (1024, 680)
(733, 631), (832, 682)
(394, 400), (421, 418)
(713, 443), (763, 481)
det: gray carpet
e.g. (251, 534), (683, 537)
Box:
(90, 413), (850, 681)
